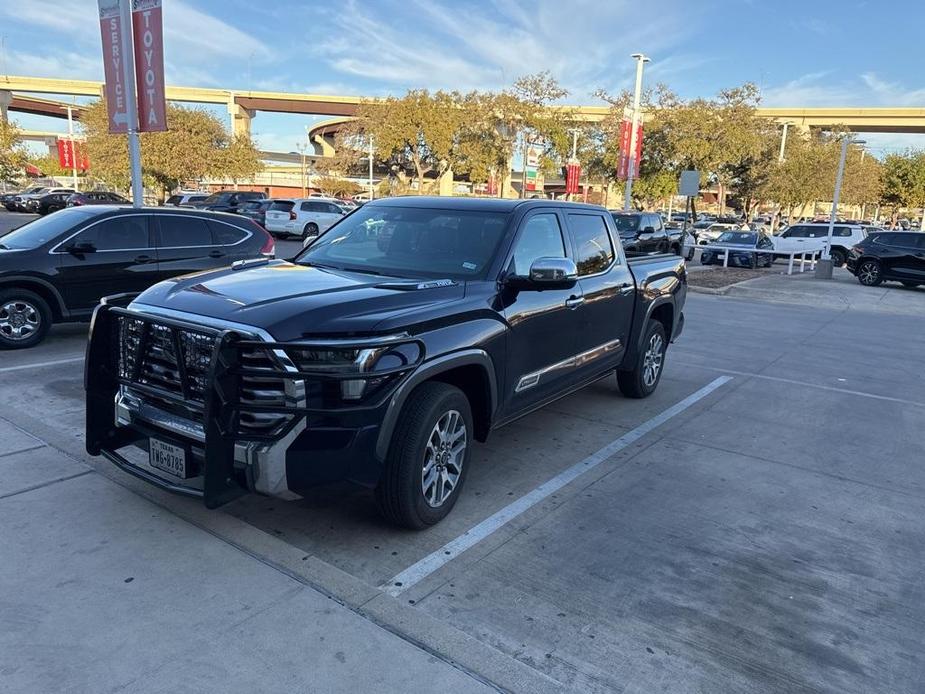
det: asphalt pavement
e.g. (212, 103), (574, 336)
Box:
(2, 208), (925, 692)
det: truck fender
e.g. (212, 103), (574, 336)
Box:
(375, 349), (497, 461)
(630, 296), (677, 358)
(0, 275), (69, 319)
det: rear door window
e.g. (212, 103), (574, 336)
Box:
(568, 213), (616, 276)
(209, 221), (248, 246)
(157, 215), (213, 247)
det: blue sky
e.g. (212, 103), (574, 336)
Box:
(2, 0), (924, 155)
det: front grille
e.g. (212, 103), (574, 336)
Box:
(117, 316), (292, 438)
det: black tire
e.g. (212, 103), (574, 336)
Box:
(685, 247), (695, 261)
(302, 222), (319, 240)
(830, 247), (847, 267)
(375, 382), (473, 529)
(700, 254), (711, 265)
(856, 259), (882, 286)
(0, 288), (52, 350)
(617, 320), (667, 399)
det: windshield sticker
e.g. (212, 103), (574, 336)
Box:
(462, 262), (477, 270)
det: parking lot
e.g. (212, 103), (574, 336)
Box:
(2, 209), (925, 692)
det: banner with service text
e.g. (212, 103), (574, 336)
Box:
(98, 0), (129, 133)
(132, 0), (167, 132)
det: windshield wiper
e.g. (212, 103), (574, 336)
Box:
(0, 243), (8, 250)
(340, 266), (383, 276)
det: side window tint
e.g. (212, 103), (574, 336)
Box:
(510, 213), (566, 276)
(209, 221), (247, 245)
(79, 217), (149, 250)
(913, 234), (925, 250)
(158, 216), (213, 247)
(833, 226), (852, 238)
(568, 214), (615, 276)
(166, 196), (181, 205)
(300, 201), (311, 212)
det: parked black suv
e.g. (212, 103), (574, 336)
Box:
(86, 198), (687, 528)
(186, 190), (267, 213)
(846, 231), (925, 287)
(0, 207), (274, 349)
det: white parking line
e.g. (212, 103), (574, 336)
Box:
(0, 356), (84, 374)
(676, 362), (925, 409)
(383, 375), (734, 597)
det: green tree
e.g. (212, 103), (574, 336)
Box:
(0, 120), (27, 184)
(313, 174), (362, 198)
(879, 150), (925, 225)
(81, 100), (261, 201)
(356, 89), (463, 194)
(508, 72), (570, 197)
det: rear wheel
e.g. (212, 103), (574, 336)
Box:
(0, 289), (51, 350)
(375, 382), (472, 529)
(857, 260), (882, 286)
(302, 222), (319, 240)
(830, 247), (847, 267)
(617, 320), (667, 399)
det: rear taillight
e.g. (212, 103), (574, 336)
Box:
(289, 211), (296, 220)
(258, 229), (275, 257)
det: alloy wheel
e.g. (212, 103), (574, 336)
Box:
(0, 300), (41, 342)
(642, 333), (664, 387)
(858, 261), (880, 285)
(421, 409), (467, 508)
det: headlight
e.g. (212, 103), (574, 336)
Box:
(287, 342), (422, 401)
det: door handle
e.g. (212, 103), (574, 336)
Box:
(134, 255), (154, 264)
(209, 250), (225, 258)
(565, 296), (585, 309)
(620, 283), (634, 295)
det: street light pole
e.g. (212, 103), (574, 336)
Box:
(817, 136), (864, 279)
(368, 136), (374, 200)
(623, 53), (650, 210)
(66, 101), (78, 191)
(778, 122), (789, 162)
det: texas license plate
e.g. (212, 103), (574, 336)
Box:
(149, 438), (188, 478)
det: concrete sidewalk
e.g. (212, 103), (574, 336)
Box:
(0, 418), (495, 694)
(698, 266), (925, 314)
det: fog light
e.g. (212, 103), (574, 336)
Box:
(341, 379), (367, 400)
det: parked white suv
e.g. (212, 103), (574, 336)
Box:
(772, 223), (867, 266)
(264, 198), (346, 240)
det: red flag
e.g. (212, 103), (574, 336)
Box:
(132, 0), (168, 132)
(565, 163), (581, 194)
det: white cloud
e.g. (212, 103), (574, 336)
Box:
(0, 0), (272, 86)
(313, 0), (700, 99)
(762, 71), (925, 109)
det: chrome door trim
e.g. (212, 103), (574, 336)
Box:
(514, 338), (622, 393)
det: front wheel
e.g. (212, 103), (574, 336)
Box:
(375, 382), (473, 529)
(856, 259), (882, 286)
(617, 320), (667, 399)
(830, 247), (847, 267)
(0, 289), (51, 350)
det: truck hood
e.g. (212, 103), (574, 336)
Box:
(131, 259), (466, 341)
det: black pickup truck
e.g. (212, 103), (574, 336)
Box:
(86, 198), (686, 528)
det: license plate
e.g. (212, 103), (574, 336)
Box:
(149, 438), (188, 479)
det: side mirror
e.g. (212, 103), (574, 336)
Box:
(67, 241), (96, 254)
(521, 257), (578, 289)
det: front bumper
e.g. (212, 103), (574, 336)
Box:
(85, 302), (422, 507)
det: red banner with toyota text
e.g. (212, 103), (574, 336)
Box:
(57, 140), (90, 172)
(565, 162), (581, 194)
(132, 0), (168, 132)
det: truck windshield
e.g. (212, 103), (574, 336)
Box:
(296, 205), (511, 279)
(611, 214), (640, 233)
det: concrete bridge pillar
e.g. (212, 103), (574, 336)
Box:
(227, 96), (254, 138)
(312, 133), (336, 158)
(0, 90), (12, 123)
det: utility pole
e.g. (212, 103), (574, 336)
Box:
(368, 136), (374, 200)
(304, 126), (313, 194)
(567, 127), (580, 201)
(118, 0), (143, 208)
(66, 100), (78, 191)
(778, 122), (789, 162)
(817, 136), (864, 279)
(623, 53), (650, 210)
